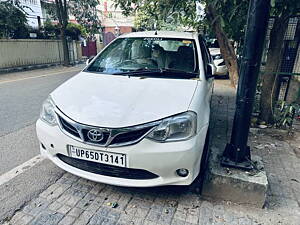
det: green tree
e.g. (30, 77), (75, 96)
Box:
(0, 0), (28, 38)
(69, 0), (101, 37)
(46, 0), (100, 65)
(113, 0), (249, 87)
(65, 23), (87, 40)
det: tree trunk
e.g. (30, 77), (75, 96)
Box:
(259, 10), (290, 123)
(206, 4), (239, 87)
(55, 0), (70, 66)
(61, 28), (70, 66)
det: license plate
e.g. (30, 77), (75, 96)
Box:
(68, 145), (126, 167)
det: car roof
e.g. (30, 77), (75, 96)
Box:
(120, 31), (198, 40)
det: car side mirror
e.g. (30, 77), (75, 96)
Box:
(86, 56), (95, 66)
(206, 63), (216, 79)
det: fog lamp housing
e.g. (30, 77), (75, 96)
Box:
(176, 168), (189, 177)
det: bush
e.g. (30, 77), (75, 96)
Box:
(65, 23), (87, 40)
(43, 19), (60, 39)
(0, 1), (29, 38)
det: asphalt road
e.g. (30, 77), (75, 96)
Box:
(0, 66), (82, 222)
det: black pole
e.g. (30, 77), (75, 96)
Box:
(221, 0), (271, 170)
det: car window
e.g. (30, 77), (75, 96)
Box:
(154, 40), (192, 52)
(86, 37), (199, 78)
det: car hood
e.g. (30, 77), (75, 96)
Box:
(51, 72), (198, 128)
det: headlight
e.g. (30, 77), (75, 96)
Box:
(40, 96), (57, 126)
(146, 111), (197, 142)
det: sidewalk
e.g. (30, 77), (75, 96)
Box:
(3, 79), (300, 225)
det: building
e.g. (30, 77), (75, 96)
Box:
(98, 0), (134, 37)
(19, 0), (43, 28)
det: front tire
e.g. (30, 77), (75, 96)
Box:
(197, 128), (210, 193)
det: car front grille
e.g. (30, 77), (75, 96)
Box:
(57, 154), (159, 180)
(59, 116), (81, 139)
(56, 111), (158, 147)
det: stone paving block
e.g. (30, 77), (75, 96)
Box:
(117, 212), (132, 224)
(146, 209), (161, 222)
(65, 196), (82, 207)
(89, 184), (105, 195)
(39, 184), (60, 198)
(72, 182), (93, 193)
(185, 214), (198, 224)
(29, 210), (64, 225)
(58, 215), (76, 225)
(143, 220), (157, 225)
(22, 198), (50, 217)
(76, 193), (97, 210)
(7, 211), (25, 224)
(67, 207), (84, 218)
(173, 209), (187, 221)
(135, 207), (150, 218)
(65, 187), (88, 198)
(106, 210), (121, 221)
(48, 201), (63, 212)
(57, 204), (72, 214)
(46, 185), (70, 202)
(73, 210), (94, 225)
(9, 212), (33, 225)
(171, 219), (185, 225)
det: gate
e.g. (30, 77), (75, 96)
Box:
(82, 41), (97, 57)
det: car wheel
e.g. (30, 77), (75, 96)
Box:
(197, 128), (210, 193)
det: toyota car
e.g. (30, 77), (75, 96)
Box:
(36, 31), (215, 187)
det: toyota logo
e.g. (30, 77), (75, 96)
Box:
(87, 129), (104, 142)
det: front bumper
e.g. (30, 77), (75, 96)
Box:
(36, 119), (208, 187)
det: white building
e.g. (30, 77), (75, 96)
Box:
(19, 0), (43, 28)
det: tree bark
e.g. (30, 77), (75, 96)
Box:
(60, 28), (70, 66)
(55, 0), (70, 66)
(206, 4), (239, 87)
(259, 10), (291, 123)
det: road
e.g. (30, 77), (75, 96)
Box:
(0, 66), (83, 222)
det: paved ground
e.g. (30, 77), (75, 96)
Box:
(0, 66), (82, 175)
(0, 66), (82, 221)
(1, 75), (300, 225)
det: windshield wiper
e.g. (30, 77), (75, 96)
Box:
(113, 68), (199, 79)
(159, 68), (199, 76)
(112, 68), (160, 76)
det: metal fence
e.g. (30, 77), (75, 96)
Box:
(0, 39), (83, 69)
(253, 16), (300, 117)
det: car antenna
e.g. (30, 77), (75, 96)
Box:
(154, 30), (158, 35)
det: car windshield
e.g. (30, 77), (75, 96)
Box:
(86, 37), (199, 78)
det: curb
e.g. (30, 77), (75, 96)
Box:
(0, 60), (85, 75)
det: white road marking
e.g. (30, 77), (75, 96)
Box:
(0, 155), (45, 186)
(0, 69), (81, 85)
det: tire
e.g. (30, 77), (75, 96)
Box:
(197, 128), (210, 193)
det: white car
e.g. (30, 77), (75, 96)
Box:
(36, 31), (215, 187)
(209, 48), (229, 77)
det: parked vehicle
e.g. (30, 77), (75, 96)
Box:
(36, 31), (216, 187)
(209, 48), (229, 78)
